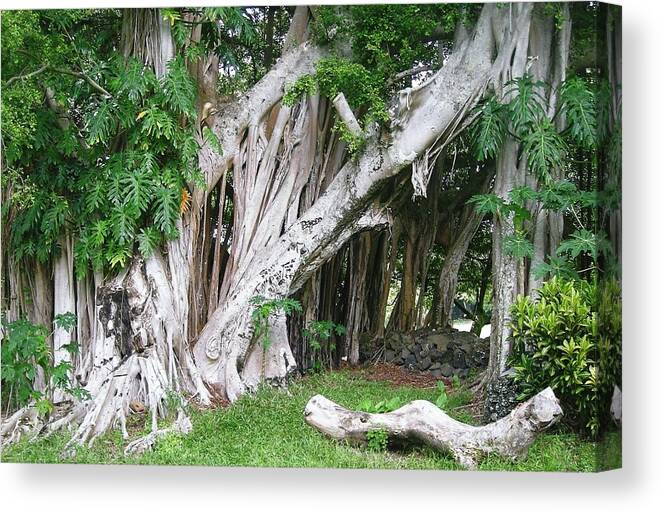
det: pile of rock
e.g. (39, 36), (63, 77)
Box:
(381, 328), (489, 379)
(483, 370), (521, 422)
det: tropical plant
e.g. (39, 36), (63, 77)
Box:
(302, 320), (346, 372)
(1, 313), (89, 416)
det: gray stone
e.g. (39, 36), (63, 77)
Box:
(404, 355), (417, 368)
(429, 362), (441, 371)
(452, 349), (467, 369)
(385, 349), (395, 362)
(417, 356), (432, 371)
(440, 363), (454, 377)
(401, 347), (411, 359)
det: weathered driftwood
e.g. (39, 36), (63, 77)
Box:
(304, 387), (562, 469)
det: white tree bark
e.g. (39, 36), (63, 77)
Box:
(52, 234), (76, 403)
(193, 3), (518, 401)
(304, 387), (563, 469)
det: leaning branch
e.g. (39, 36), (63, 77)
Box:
(386, 64), (434, 87)
(304, 387), (563, 469)
(5, 64), (112, 98)
(4, 64), (49, 87)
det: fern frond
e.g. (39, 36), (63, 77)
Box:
(86, 99), (117, 145)
(137, 226), (161, 258)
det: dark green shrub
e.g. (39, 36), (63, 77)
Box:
(509, 277), (621, 437)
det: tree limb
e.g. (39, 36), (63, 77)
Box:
(332, 92), (363, 137)
(5, 64), (49, 87)
(5, 64), (112, 98)
(386, 65), (434, 87)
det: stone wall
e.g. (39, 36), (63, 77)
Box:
(377, 328), (489, 379)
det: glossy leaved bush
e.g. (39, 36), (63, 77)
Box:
(509, 277), (622, 437)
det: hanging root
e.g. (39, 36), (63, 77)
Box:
(304, 387), (562, 469)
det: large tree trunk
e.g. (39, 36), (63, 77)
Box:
(3, 4), (569, 450)
(427, 167), (493, 328)
(193, 3), (519, 401)
(304, 387), (563, 469)
(486, 3), (571, 384)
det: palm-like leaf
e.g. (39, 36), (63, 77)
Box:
(523, 118), (567, 182)
(560, 77), (597, 149)
(471, 97), (508, 161)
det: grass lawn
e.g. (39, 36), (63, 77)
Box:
(1, 369), (621, 471)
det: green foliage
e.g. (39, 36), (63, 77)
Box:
(523, 118), (567, 182)
(1, 318), (49, 410)
(543, 2), (569, 30)
(357, 396), (404, 414)
(503, 231), (534, 259)
(509, 277), (622, 437)
(366, 428), (389, 451)
(504, 75), (547, 137)
(282, 74), (317, 106)
(249, 296), (303, 350)
(471, 97), (508, 161)
(560, 77), (597, 149)
(333, 121), (366, 158)
(467, 193), (506, 216)
(434, 381), (449, 410)
(161, 57), (197, 118)
(357, 380), (451, 413)
(302, 320), (345, 372)
(202, 126), (223, 154)
(532, 256), (580, 281)
(2, 9), (209, 277)
(54, 312), (77, 331)
(311, 4), (467, 86)
(470, 74), (597, 183)
(283, 56), (389, 157)
(1, 313), (89, 415)
(557, 229), (609, 262)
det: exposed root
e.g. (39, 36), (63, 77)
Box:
(62, 348), (185, 454)
(124, 409), (192, 455)
(2, 347), (197, 457)
(1, 406), (43, 446)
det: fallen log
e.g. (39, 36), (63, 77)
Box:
(304, 387), (562, 469)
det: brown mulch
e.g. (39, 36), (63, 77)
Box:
(348, 362), (452, 390)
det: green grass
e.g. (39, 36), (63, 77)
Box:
(1, 369), (620, 471)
